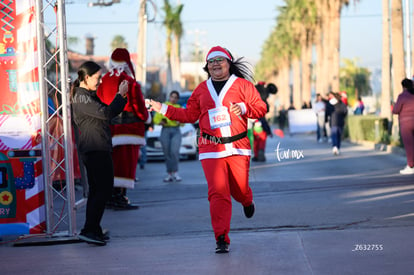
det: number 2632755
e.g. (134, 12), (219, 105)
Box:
(352, 244), (383, 251)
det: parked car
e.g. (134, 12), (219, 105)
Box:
(146, 91), (198, 160)
(146, 123), (198, 160)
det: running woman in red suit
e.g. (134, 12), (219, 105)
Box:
(97, 48), (150, 210)
(149, 46), (267, 253)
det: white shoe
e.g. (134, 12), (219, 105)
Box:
(163, 174), (174, 182)
(173, 173), (182, 181)
(400, 165), (414, 175)
(332, 146), (339, 155)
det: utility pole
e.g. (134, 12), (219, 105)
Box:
(136, 0), (147, 93)
(136, 0), (156, 96)
(404, 0), (411, 77)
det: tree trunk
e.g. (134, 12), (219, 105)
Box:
(292, 57), (302, 110)
(330, 0), (341, 92)
(165, 31), (173, 94)
(391, 0), (405, 144)
(391, 0), (406, 100)
(171, 36), (182, 91)
(315, 21), (324, 96)
(301, 42), (312, 106)
(279, 62), (291, 109)
(321, 1), (332, 95)
(381, 0), (391, 120)
(314, 0), (329, 96)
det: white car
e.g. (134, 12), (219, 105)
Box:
(146, 123), (198, 160)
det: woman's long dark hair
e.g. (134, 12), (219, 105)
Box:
(203, 48), (255, 83)
(70, 61), (101, 100)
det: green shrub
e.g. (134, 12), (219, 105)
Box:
(346, 115), (390, 144)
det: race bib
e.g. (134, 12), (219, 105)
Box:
(208, 106), (231, 129)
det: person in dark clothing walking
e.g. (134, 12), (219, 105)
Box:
(326, 92), (348, 155)
(71, 61), (128, 245)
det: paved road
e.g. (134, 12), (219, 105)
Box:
(2, 132), (414, 275)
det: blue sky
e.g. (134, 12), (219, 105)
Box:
(62, 0), (384, 70)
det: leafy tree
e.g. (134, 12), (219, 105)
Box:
(111, 35), (128, 51)
(67, 36), (79, 49)
(339, 58), (371, 105)
(162, 0), (184, 91)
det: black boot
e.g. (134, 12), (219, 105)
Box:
(112, 193), (139, 210)
(257, 149), (266, 162)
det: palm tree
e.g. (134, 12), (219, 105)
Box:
(329, 0), (352, 92)
(162, 0), (184, 92)
(298, 0), (317, 106)
(257, 0), (356, 109)
(273, 7), (295, 109)
(314, 0), (354, 95)
(281, 1), (302, 109)
(339, 58), (372, 105)
(111, 35), (128, 51)
(256, 11), (292, 109)
(284, 0), (317, 109)
(316, 0), (333, 95)
(172, 6), (183, 91)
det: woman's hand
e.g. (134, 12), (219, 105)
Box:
(148, 99), (163, 112)
(118, 80), (129, 98)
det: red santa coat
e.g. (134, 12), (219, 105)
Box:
(97, 70), (149, 188)
(162, 75), (267, 160)
(97, 70), (149, 146)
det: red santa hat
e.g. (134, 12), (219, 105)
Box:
(206, 46), (232, 61)
(111, 48), (135, 79)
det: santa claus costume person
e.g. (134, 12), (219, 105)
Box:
(97, 48), (150, 210)
(149, 46), (267, 253)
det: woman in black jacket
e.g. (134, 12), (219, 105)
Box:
(326, 92), (348, 155)
(71, 61), (128, 245)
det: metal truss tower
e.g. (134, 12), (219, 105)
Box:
(35, 0), (76, 237)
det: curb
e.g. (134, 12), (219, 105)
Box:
(348, 139), (406, 157)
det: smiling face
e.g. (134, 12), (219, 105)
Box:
(207, 57), (230, 81)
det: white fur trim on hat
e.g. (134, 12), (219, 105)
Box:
(207, 51), (231, 61)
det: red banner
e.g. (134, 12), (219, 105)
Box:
(0, 0), (45, 236)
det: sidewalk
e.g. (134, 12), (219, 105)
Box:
(2, 133), (414, 275)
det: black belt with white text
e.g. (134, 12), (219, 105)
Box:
(202, 131), (247, 144)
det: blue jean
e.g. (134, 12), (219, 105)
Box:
(316, 114), (325, 140)
(160, 127), (182, 173)
(331, 126), (343, 149)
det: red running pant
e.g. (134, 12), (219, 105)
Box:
(201, 155), (253, 244)
(253, 131), (267, 158)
